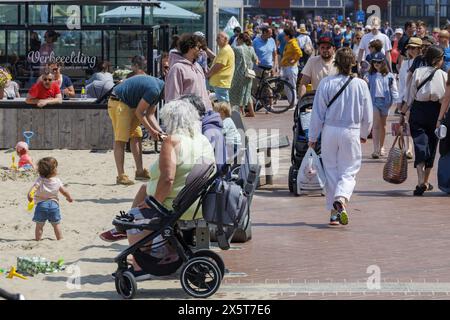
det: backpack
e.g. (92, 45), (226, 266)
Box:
(201, 178), (248, 249)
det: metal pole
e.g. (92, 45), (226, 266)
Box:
(358, 0), (362, 11)
(436, 0), (440, 28)
(388, 0), (392, 27)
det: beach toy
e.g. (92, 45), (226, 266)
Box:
(23, 131), (34, 148)
(27, 189), (35, 212)
(0, 268), (5, 274)
(10, 154), (18, 170)
(17, 257), (66, 276)
(6, 266), (27, 280)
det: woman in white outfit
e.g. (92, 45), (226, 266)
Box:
(308, 47), (373, 226)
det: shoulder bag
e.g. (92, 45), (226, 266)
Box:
(242, 46), (256, 79)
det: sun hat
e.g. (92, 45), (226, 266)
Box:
(422, 35), (436, 45)
(406, 37), (423, 48)
(298, 24), (308, 34)
(15, 141), (29, 153)
(334, 24), (341, 30)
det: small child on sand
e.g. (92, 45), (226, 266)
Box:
(27, 157), (73, 241)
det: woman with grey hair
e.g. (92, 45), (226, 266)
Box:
(123, 100), (216, 278)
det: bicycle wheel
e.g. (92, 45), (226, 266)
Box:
(260, 78), (295, 114)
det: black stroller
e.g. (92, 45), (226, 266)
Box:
(288, 91), (322, 195)
(112, 159), (246, 299)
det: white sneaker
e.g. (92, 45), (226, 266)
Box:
(380, 147), (386, 156)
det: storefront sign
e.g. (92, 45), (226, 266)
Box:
(27, 51), (97, 69)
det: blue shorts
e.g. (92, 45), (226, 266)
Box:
(373, 97), (391, 117)
(211, 86), (230, 102)
(33, 200), (61, 224)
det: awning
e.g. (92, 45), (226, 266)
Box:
(98, 1), (200, 20)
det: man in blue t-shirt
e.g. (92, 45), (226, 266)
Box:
(439, 30), (450, 71)
(253, 26), (279, 72)
(109, 75), (165, 185)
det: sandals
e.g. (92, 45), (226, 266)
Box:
(414, 183), (434, 196)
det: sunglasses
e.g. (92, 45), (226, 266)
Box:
(373, 61), (383, 64)
(42, 78), (53, 82)
(356, 37), (361, 40)
(51, 68), (59, 72)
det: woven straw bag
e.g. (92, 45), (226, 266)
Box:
(383, 131), (408, 184)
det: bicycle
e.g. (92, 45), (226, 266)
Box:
(252, 66), (296, 114)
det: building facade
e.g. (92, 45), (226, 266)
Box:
(243, 0), (448, 27)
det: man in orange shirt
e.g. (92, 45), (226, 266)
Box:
(26, 70), (62, 107)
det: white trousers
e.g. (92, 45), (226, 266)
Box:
(321, 125), (362, 210)
(281, 66), (298, 106)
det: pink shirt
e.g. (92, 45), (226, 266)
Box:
(19, 154), (33, 168)
(33, 177), (63, 204)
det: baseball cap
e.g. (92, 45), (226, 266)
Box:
(395, 28), (403, 35)
(318, 36), (334, 46)
(406, 37), (423, 48)
(371, 52), (386, 62)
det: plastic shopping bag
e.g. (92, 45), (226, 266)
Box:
(296, 147), (326, 195)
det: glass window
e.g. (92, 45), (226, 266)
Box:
(0, 4), (19, 24)
(441, 5), (447, 17)
(158, 1), (206, 34)
(427, 5), (435, 16)
(29, 5), (50, 24)
(0, 31), (6, 64)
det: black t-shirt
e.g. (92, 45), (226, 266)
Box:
(398, 34), (410, 57)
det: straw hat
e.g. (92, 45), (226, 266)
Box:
(406, 37), (423, 48)
(298, 24), (308, 35)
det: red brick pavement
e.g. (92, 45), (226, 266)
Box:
(219, 109), (450, 298)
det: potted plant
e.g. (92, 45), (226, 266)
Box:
(0, 67), (12, 100)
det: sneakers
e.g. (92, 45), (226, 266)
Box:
(329, 210), (340, 226)
(100, 228), (127, 242)
(333, 201), (349, 225)
(117, 174), (134, 185)
(135, 169), (150, 181)
(371, 152), (380, 159)
(380, 147), (386, 157)
(406, 151), (413, 159)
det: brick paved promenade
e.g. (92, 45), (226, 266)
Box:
(218, 109), (450, 299)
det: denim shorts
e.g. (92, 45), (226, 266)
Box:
(373, 97), (391, 117)
(33, 200), (61, 224)
(211, 87), (230, 102)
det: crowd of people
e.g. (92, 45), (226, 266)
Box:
(16, 13), (450, 247)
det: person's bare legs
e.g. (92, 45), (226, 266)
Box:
(51, 223), (63, 240)
(246, 100), (255, 117)
(379, 115), (388, 153)
(35, 223), (44, 241)
(114, 141), (126, 176)
(424, 167), (432, 187)
(132, 184), (147, 208)
(127, 231), (152, 272)
(417, 162), (425, 186)
(130, 137), (144, 174)
(372, 109), (381, 155)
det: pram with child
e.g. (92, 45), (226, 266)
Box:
(111, 158), (258, 299)
(288, 91), (323, 195)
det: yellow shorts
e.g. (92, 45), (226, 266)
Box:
(108, 99), (143, 142)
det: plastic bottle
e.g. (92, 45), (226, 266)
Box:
(81, 87), (87, 99)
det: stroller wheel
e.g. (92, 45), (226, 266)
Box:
(180, 257), (221, 298)
(288, 166), (296, 193)
(115, 271), (137, 299)
(193, 249), (225, 279)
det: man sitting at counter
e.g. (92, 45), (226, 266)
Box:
(25, 70), (62, 107)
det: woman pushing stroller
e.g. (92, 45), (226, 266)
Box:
(308, 47), (373, 226)
(119, 100), (216, 279)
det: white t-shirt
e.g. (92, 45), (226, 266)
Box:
(375, 73), (385, 97)
(301, 55), (338, 89)
(33, 176), (63, 204)
(297, 35), (312, 50)
(359, 31), (392, 58)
